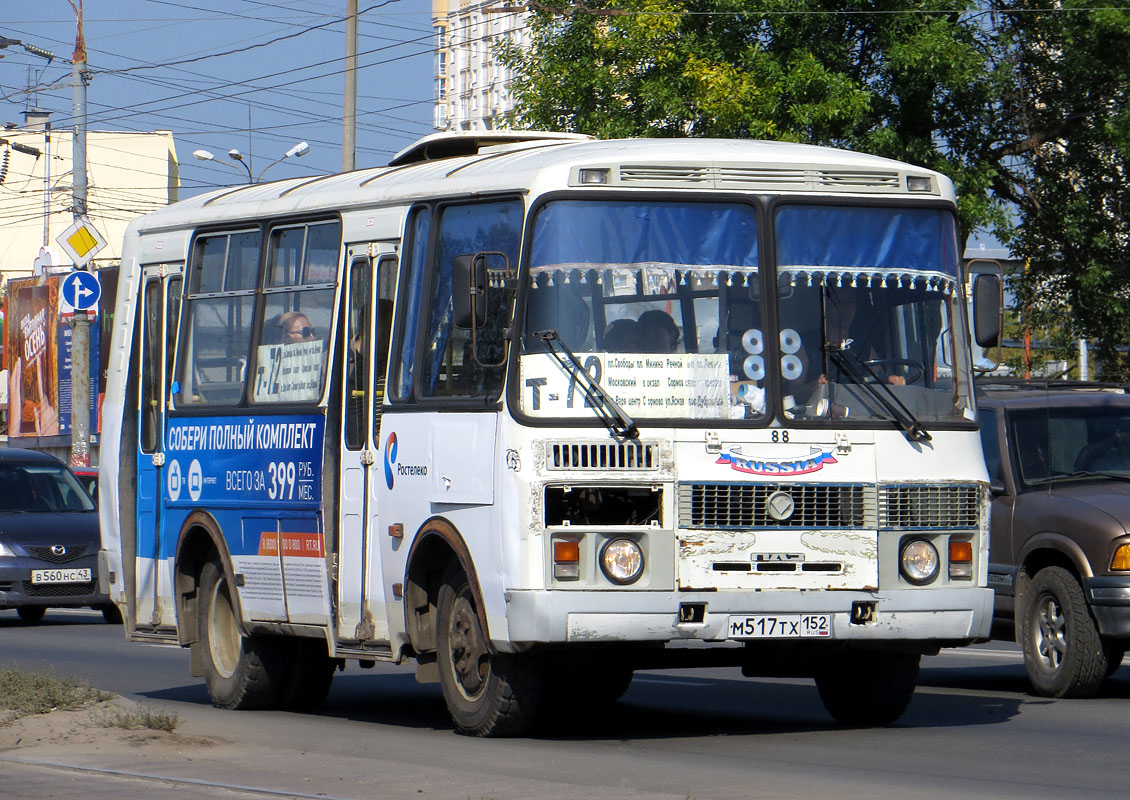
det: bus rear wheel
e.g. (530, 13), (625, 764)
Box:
(815, 650), (919, 726)
(198, 558), (286, 710)
(278, 637), (337, 711)
(436, 563), (542, 737)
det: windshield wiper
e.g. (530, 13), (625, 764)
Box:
(828, 348), (931, 443)
(533, 330), (638, 441)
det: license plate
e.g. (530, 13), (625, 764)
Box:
(728, 613), (832, 639)
(31, 568), (92, 584)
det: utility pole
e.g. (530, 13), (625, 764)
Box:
(343, 0), (357, 172)
(69, 0), (92, 468)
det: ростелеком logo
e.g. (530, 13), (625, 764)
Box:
(384, 432), (398, 489)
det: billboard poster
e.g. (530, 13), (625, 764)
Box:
(7, 282), (58, 436)
(5, 274), (101, 439)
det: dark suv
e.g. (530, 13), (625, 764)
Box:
(978, 381), (1130, 697)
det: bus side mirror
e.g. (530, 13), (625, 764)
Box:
(972, 273), (1001, 348)
(453, 254), (487, 329)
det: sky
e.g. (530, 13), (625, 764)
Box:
(0, 0), (437, 198)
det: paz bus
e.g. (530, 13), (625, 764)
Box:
(99, 131), (1000, 736)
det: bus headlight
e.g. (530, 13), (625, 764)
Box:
(600, 538), (644, 585)
(900, 539), (939, 585)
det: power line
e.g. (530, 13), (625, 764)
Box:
(99, 0), (404, 76)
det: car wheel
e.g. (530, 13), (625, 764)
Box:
(16, 606), (46, 624)
(98, 604), (123, 624)
(436, 562), (542, 737)
(197, 557), (287, 710)
(1104, 642), (1125, 677)
(815, 650), (920, 726)
(1019, 566), (1109, 698)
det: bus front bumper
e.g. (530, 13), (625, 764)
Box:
(503, 587), (993, 647)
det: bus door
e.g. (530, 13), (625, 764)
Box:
(136, 263), (182, 629)
(337, 245), (398, 643)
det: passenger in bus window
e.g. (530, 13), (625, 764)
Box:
(602, 318), (639, 352)
(277, 311), (318, 343)
(637, 309), (680, 353)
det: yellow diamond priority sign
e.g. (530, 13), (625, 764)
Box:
(55, 216), (108, 268)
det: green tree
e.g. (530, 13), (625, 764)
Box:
(499, 0), (1012, 239)
(500, 1), (1130, 375)
(992, 2), (1130, 377)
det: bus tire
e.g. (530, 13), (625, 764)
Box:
(278, 637), (337, 711)
(198, 557), (286, 710)
(543, 654), (633, 709)
(1019, 566), (1109, 698)
(436, 563), (542, 737)
(815, 650), (919, 726)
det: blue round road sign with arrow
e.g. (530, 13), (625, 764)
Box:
(62, 270), (101, 312)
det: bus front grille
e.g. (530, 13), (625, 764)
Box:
(546, 442), (659, 471)
(878, 484), (981, 529)
(678, 483), (871, 529)
(678, 483), (981, 531)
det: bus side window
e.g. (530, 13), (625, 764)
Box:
(177, 230), (259, 407)
(374, 296), (393, 433)
(420, 200), (521, 399)
(390, 208), (431, 402)
(345, 259), (371, 450)
(251, 221), (341, 405)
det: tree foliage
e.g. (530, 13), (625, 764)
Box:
(500, 1), (1130, 375)
(992, 2), (1130, 375)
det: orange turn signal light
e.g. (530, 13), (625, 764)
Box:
(949, 540), (973, 563)
(554, 540), (580, 563)
(1112, 544), (1130, 572)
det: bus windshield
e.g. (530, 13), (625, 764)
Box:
(520, 199), (763, 422)
(775, 205), (972, 425)
(519, 199), (973, 426)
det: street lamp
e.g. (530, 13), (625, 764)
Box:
(255, 141), (309, 182)
(192, 148), (252, 183)
(193, 141), (310, 184)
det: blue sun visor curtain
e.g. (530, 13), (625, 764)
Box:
(775, 205), (960, 277)
(530, 200), (760, 270)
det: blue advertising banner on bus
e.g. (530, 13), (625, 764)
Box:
(164, 413), (324, 507)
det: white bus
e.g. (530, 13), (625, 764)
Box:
(99, 132), (998, 736)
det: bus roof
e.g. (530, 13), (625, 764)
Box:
(134, 135), (955, 235)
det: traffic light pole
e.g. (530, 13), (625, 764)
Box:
(69, 2), (91, 468)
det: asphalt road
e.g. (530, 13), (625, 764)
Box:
(2, 608), (1129, 800)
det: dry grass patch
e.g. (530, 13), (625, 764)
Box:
(0, 668), (114, 723)
(94, 705), (179, 733)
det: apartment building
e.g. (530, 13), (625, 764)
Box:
(432, 0), (529, 131)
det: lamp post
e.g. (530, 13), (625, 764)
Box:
(192, 148), (252, 183)
(193, 142), (309, 184)
(255, 141), (310, 182)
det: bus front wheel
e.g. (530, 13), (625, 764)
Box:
(198, 557), (286, 710)
(815, 650), (919, 726)
(436, 563), (542, 737)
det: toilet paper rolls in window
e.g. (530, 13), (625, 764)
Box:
(779, 328), (802, 354)
(742, 355), (765, 381)
(741, 328), (764, 355)
(780, 354), (804, 380)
